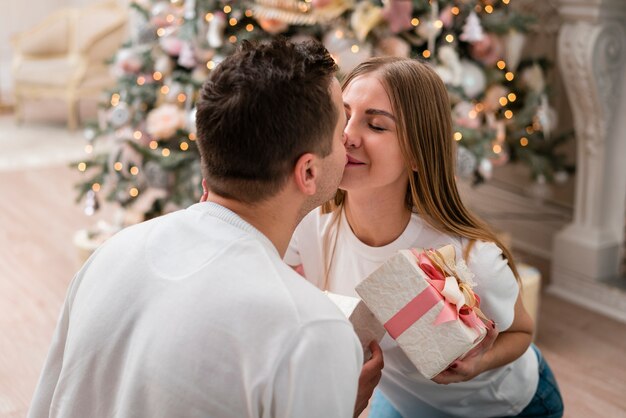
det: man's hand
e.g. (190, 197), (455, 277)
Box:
(431, 320), (498, 385)
(354, 341), (384, 418)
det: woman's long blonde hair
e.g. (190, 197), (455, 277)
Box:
(321, 56), (520, 285)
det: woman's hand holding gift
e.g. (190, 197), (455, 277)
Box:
(431, 319), (498, 385)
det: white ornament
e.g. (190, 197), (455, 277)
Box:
(505, 29), (526, 72)
(536, 94), (558, 140)
(460, 11), (484, 43)
(526, 175), (553, 201)
(478, 158), (493, 180)
(154, 54), (174, 75)
(459, 60), (487, 98)
(323, 30), (372, 74)
(521, 63), (545, 93)
(187, 107), (197, 133)
(416, 19), (442, 52)
(435, 46), (462, 86)
(554, 171), (569, 184)
(109, 103), (131, 127)
(184, 0), (196, 19)
(456, 145), (478, 179)
(453, 101), (480, 129)
(207, 12), (226, 48)
(351, 1), (382, 42)
(178, 42), (196, 69)
(84, 127), (97, 142)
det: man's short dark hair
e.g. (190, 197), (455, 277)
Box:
(195, 38), (339, 203)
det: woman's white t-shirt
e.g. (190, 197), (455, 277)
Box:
(285, 208), (539, 418)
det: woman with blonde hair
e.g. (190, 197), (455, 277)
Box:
(285, 56), (563, 417)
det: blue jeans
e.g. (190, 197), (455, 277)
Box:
(514, 345), (564, 418)
(368, 345), (563, 418)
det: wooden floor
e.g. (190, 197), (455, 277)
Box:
(1, 165), (626, 418)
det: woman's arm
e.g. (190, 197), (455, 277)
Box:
(432, 293), (534, 384)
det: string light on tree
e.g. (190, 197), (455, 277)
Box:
(74, 0), (568, 223)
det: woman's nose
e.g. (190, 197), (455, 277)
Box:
(344, 119), (360, 148)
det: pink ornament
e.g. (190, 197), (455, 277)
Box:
(311, 0), (333, 8)
(160, 36), (184, 56)
(439, 5), (454, 29)
(382, 0), (413, 34)
(257, 18), (289, 35)
(178, 43), (196, 69)
(469, 33), (504, 66)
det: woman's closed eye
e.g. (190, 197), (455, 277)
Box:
(369, 123), (387, 132)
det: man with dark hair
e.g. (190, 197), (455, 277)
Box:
(28, 39), (362, 418)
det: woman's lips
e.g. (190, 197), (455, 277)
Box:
(346, 155), (365, 166)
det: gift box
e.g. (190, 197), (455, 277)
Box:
(326, 292), (386, 361)
(355, 245), (488, 378)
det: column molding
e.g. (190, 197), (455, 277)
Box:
(550, 0), (626, 322)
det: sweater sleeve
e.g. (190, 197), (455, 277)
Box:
(467, 240), (519, 332)
(27, 271), (85, 418)
(267, 320), (362, 418)
(284, 228), (302, 267)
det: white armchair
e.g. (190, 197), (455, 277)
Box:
(11, 1), (127, 130)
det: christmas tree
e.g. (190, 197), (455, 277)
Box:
(76, 0), (571, 224)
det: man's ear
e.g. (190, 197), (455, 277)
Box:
(293, 153), (318, 196)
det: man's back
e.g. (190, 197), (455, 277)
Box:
(28, 202), (362, 418)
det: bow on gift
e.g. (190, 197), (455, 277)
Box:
(414, 246), (487, 329)
(384, 246), (488, 340)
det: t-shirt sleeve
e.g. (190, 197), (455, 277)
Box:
(268, 320), (362, 418)
(467, 240), (519, 332)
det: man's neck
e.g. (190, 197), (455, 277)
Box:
(206, 193), (300, 258)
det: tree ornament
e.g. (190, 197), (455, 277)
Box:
(469, 33), (504, 66)
(477, 158), (493, 180)
(459, 60), (487, 98)
(108, 102), (131, 127)
(351, 1), (382, 41)
(144, 161), (172, 189)
(84, 190), (99, 216)
(535, 94), (558, 140)
(453, 101), (480, 129)
(147, 104), (186, 139)
(323, 29), (372, 73)
(460, 11), (484, 43)
(252, 0), (319, 26)
(84, 127), (97, 142)
(456, 145), (478, 179)
(375, 36), (411, 58)
(154, 54), (174, 76)
(554, 171), (569, 184)
(207, 12), (227, 48)
(187, 107), (197, 133)
(381, 0), (413, 34)
(526, 174), (553, 200)
(183, 0), (196, 19)
(521, 63), (545, 93)
(435, 46), (462, 86)
(178, 42), (196, 68)
(505, 29), (526, 72)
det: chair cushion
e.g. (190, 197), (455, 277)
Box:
(14, 57), (78, 87)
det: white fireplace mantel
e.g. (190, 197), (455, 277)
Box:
(549, 0), (626, 322)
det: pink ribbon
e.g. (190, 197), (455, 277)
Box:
(383, 249), (485, 340)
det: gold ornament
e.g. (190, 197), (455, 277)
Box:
(252, 0), (353, 26)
